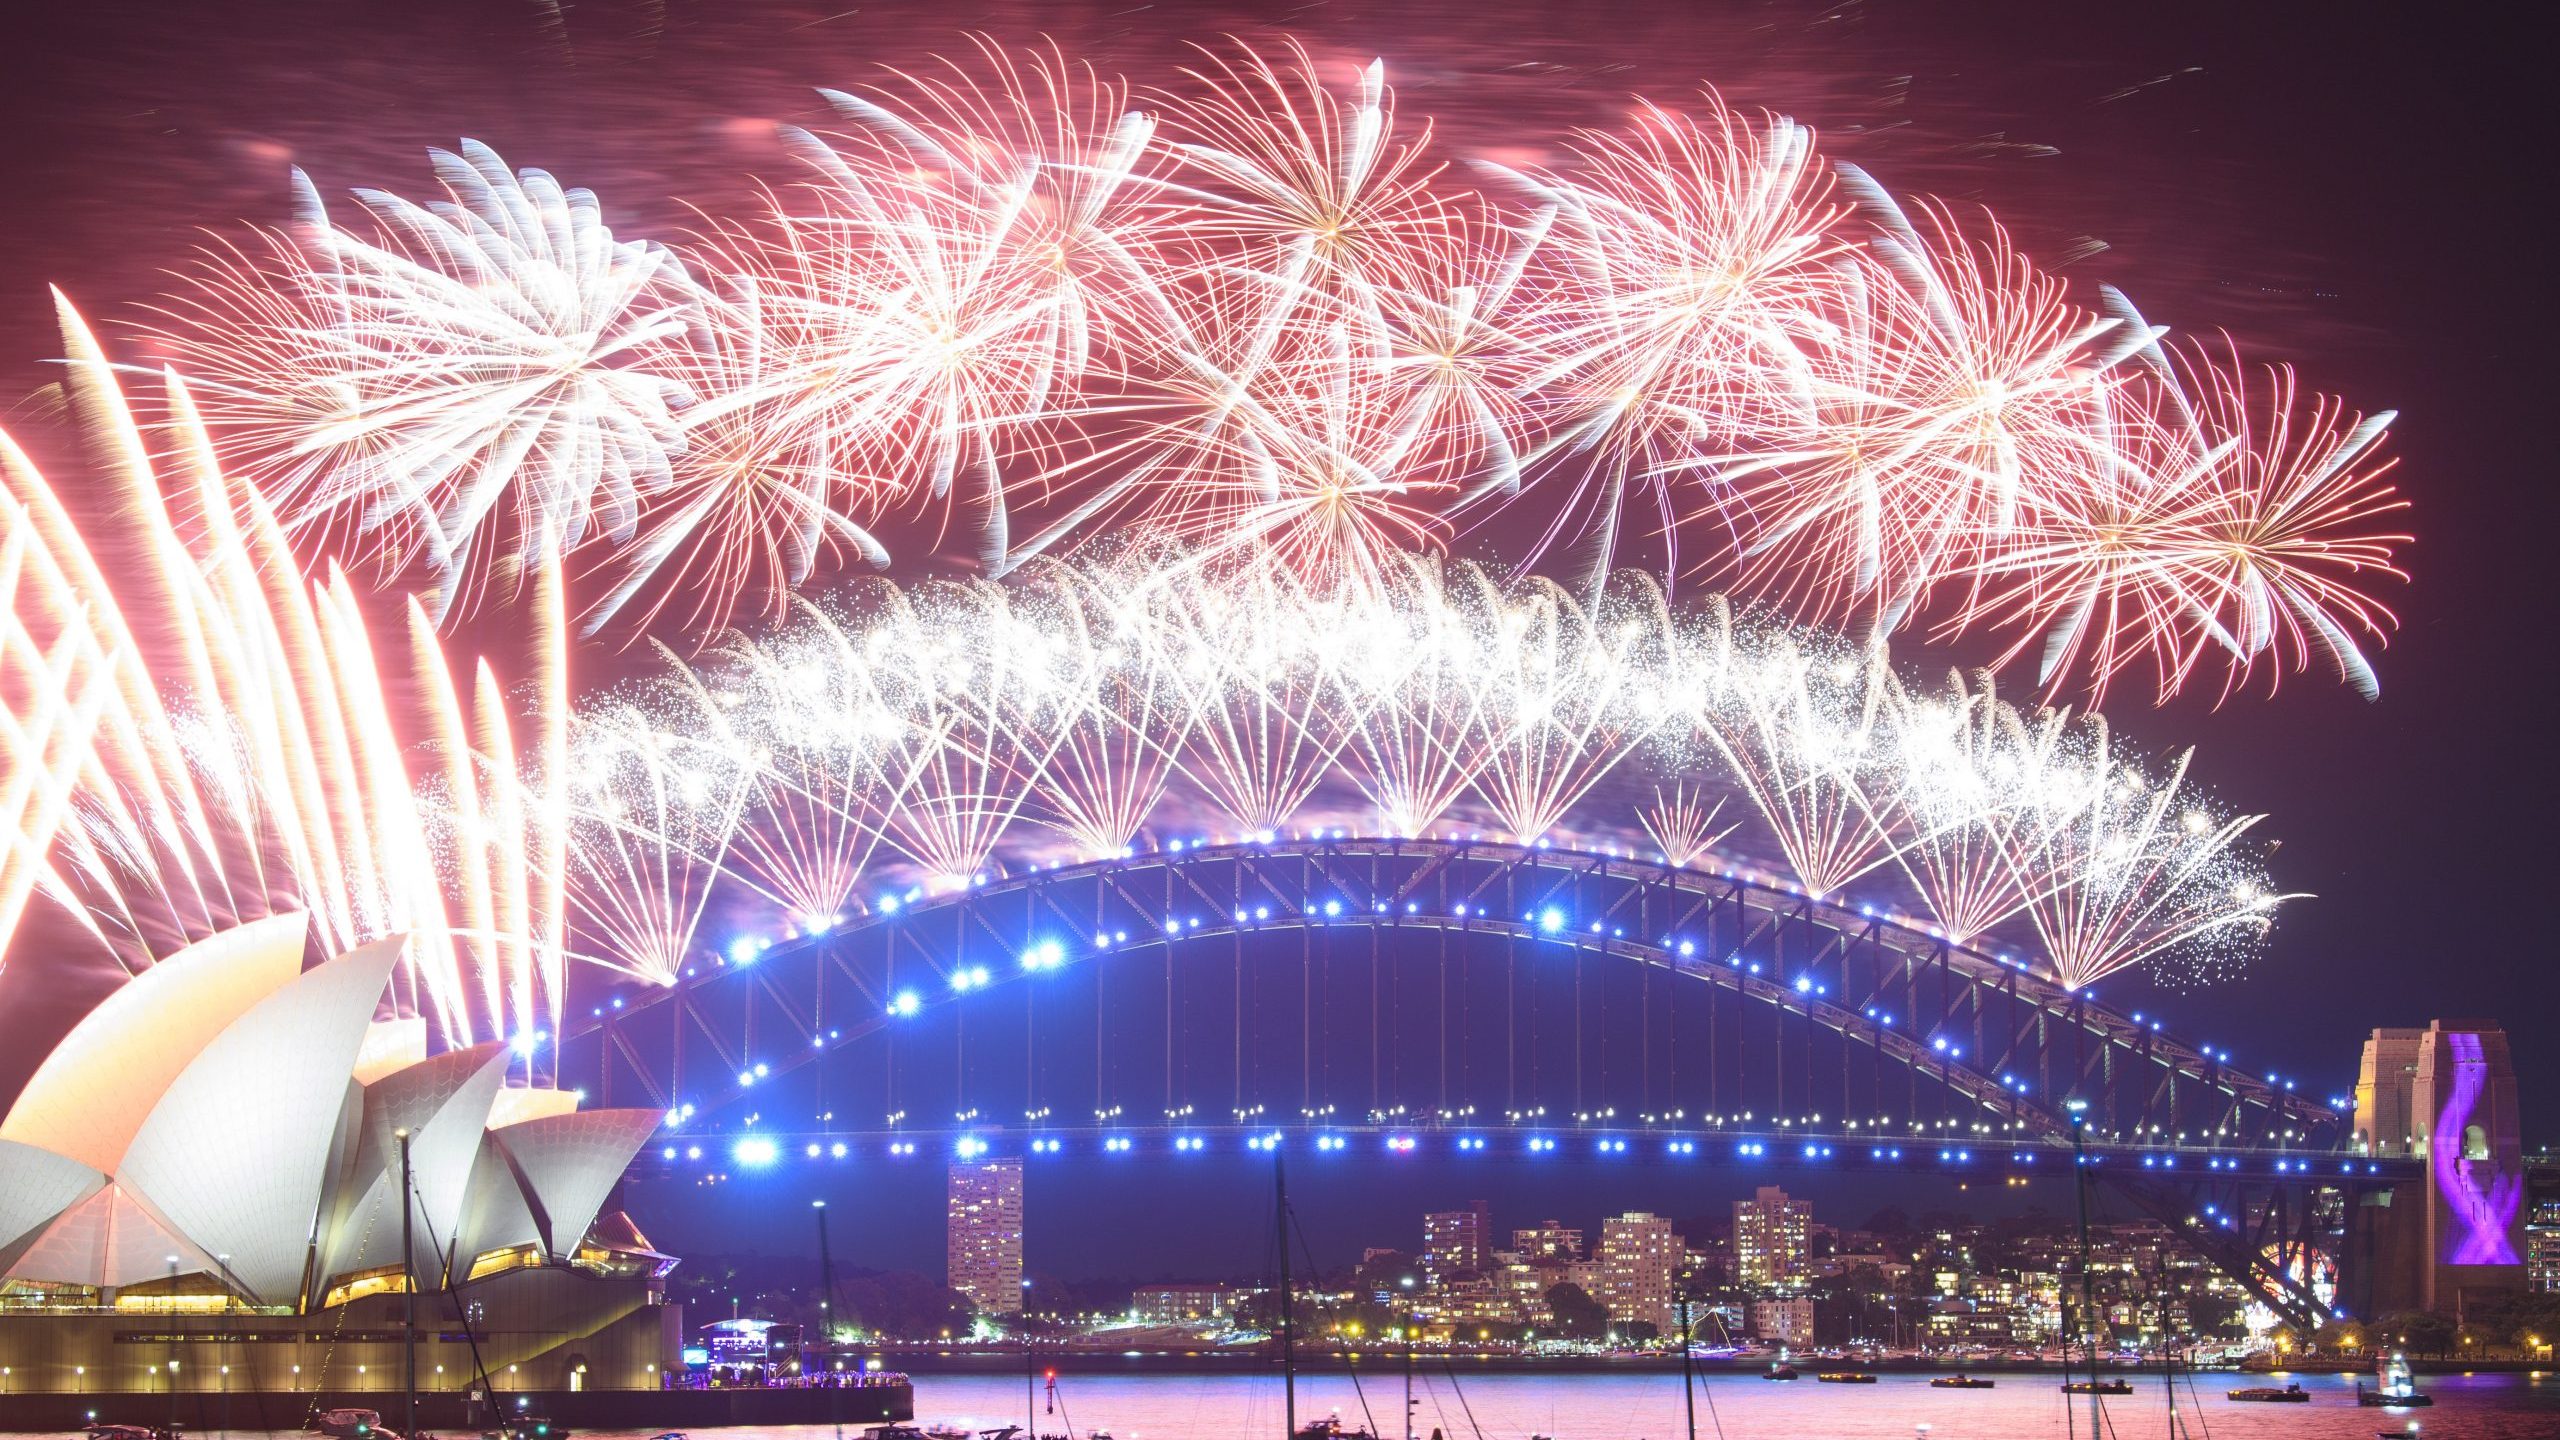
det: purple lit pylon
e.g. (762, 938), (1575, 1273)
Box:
(2430, 1032), (2521, 1265)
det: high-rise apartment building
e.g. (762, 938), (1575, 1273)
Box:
(948, 1157), (1025, 1315)
(1734, 1185), (1810, 1292)
(1424, 1201), (1492, 1282)
(1593, 1211), (1683, 1331)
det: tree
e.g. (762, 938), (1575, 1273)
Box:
(1544, 1282), (1611, 1340)
(1861, 1206), (1912, 1237)
(2378, 1310), (2455, 1356)
(2187, 1294), (2246, 1342)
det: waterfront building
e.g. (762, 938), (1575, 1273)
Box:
(2530, 1193), (2560, 1293)
(946, 1157), (1024, 1315)
(1129, 1285), (1230, 1324)
(1749, 1296), (1814, 1347)
(1733, 1186), (1810, 1292)
(0, 917), (675, 1398)
(1423, 1202), (1491, 1283)
(1592, 1212), (1682, 1332)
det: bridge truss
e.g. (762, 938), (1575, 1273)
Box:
(560, 837), (2398, 1330)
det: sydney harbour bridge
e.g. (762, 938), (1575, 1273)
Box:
(554, 834), (2482, 1333)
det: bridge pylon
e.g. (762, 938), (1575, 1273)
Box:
(2346, 1020), (2527, 1317)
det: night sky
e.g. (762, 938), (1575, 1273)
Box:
(3, 0), (2552, 1278)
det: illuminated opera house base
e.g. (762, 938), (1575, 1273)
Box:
(0, 916), (695, 1423)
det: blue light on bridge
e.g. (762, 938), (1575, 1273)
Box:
(1030, 1138), (1062, 1154)
(1526, 1137), (1557, 1153)
(728, 937), (763, 966)
(1316, 1134), (1348, 1152)
(950, 965), (991, 993)
(1538, 907), (1565, 934)
(888, 990), (922, 1018)
(1174, 1135), (1206, 1152)
(1666, 1139), (1697, 1155)
(1020, 939), (1067, 971)
(733, 1136), (780, 1167)
(1104, 1136), (1134, 1153)
(1738, 1141), (1767, 1156)
(888, 1141), (917, 1156)
(1386, 1135), (1419, 1153)
(1595, 1138), (1628, 1154)
(955, 1136), (987, 1158)
(1456, 1136), (1488, 1151)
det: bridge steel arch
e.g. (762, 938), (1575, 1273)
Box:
(561, 836), (2373, 1328)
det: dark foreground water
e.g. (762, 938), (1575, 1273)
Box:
(126, 1370), (2560, 1440)
(879, 1369), (2554, 1440)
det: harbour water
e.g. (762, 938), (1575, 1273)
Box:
(871, 1369), (2560, 1440)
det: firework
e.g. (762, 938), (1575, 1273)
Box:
(1945, 343), (2408, 703)
(142, 44), (2403, 705)
(2003, 731), (2298, 991)
(595, 556), (2295, 992)
(152, 144), (701, 619)
(1636, 782), (1737, 869)
(2, 299), (570, 1047)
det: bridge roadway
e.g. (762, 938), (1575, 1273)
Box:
(657, 1120), (2421, 1183)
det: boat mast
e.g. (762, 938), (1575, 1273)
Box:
(1678, 1295), (1698, 1440)
(398, 1128), (417, 1440)
(816, 1201), (844, 1440)
(1273, 1149), (1296, 1440)
(2068, 1099), (2101, 1440)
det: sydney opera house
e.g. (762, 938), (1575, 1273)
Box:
(0, 915), (676, 1408)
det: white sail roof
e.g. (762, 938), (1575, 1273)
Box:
(454, 1129), (544, 1267)
(493, 1108), (666, 1258)
(0, 1137), (103, 1258)
(116, 934), (404, 1303)
(0, 913), (308, 1172)
(0, 1182), (222, 1291)
(315, 1041), (508, 1295)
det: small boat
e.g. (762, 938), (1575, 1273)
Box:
(2062, 1379), (2133, 1394)
(89, 1426), (175, 1440)
(2358, 1351), (2432, 1407)
(312, 1412), (384, 1440)
(2228, 1384), (2311, 1403)
(650, 1432), (689, 1440)
(1763, 1363), (1800, 1380)
(492, 1419), (570, 1440)
(1929, 1375), (1995, 1390)
(1294, 1422), (1378, 1440)
(1816, 1371), (1877, 1383)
